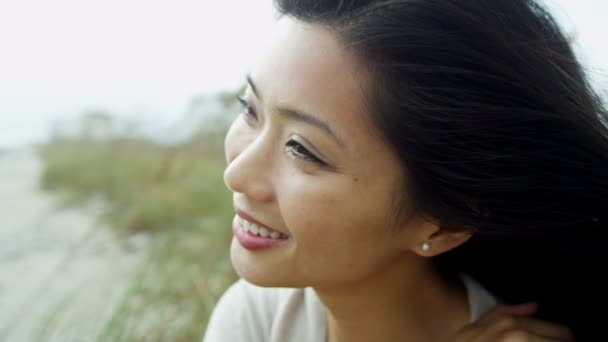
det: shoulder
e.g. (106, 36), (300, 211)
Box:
(203, 279), (278, 342)
(203, 279), (326, 342)
(460, 273), (500, 322)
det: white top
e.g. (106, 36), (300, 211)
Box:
(203, 274), (498, 342)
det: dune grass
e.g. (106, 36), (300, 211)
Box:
(39, 133), (237, 341)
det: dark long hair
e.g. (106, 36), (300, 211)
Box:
(274, 0), (607, 339)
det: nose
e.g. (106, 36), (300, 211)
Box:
(223, 128), (275, 203)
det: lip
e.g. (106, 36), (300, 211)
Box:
(236, 209), (286, 235)
(232, 215), (289, 251)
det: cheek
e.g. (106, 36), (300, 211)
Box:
(278, 177), (338, 235)
(282, 175), (391, 247)
(282, 181), (402, 285)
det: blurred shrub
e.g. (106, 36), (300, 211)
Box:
(39, 132), (237, 341)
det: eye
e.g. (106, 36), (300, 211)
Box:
(285, 139), (326, 166)
(236, 95), (258, 122)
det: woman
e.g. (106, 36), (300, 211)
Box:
(205, 0), (606, 341)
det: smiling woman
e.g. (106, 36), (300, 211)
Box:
(203, 0), (607, 341)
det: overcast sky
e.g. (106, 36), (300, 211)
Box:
(0, 0), (606, 148)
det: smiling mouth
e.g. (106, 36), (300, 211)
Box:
(236, 215), (289, 240)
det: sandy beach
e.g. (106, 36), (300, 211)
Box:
(0, 149), (147, 341)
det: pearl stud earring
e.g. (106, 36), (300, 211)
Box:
(421, 241), (431, 252)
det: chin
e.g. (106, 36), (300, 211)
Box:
(229, 239), (304, 288)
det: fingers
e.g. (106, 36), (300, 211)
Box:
(498, 330), (566, 342)
(505, 318), (575, 341)
(465, 303), (575, 342)
(477, 303), (538, 324)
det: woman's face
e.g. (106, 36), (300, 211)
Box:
(223, 18), (420, 289)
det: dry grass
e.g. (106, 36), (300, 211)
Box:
(39, 134), (237, 341)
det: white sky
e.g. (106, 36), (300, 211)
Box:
(0, 0), (606, 148)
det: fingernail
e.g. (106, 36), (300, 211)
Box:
(508, 302), (538, 315)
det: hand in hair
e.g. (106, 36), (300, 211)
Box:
(451, 303), (574, 342)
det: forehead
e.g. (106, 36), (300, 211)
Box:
(250, 18), (379, 149)
(251, 17), (405, 192)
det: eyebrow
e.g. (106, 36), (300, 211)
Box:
(246, 74), (347, 149)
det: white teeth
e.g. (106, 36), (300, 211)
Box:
(242, 219), (251, 231)
(259, 227), (269, 238)
(239, 215), (288, 240)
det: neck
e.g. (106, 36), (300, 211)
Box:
(315, 256), (470, 342)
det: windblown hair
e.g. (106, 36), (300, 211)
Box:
(274, 0), (607, 339)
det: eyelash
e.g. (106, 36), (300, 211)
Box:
(236, 96), (257, 120)
(284, 140), (325, 165)
(236, 95), (326, 166)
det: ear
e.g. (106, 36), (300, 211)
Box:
(413, 228), (472, 257)
(400, 214), (472, 257)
